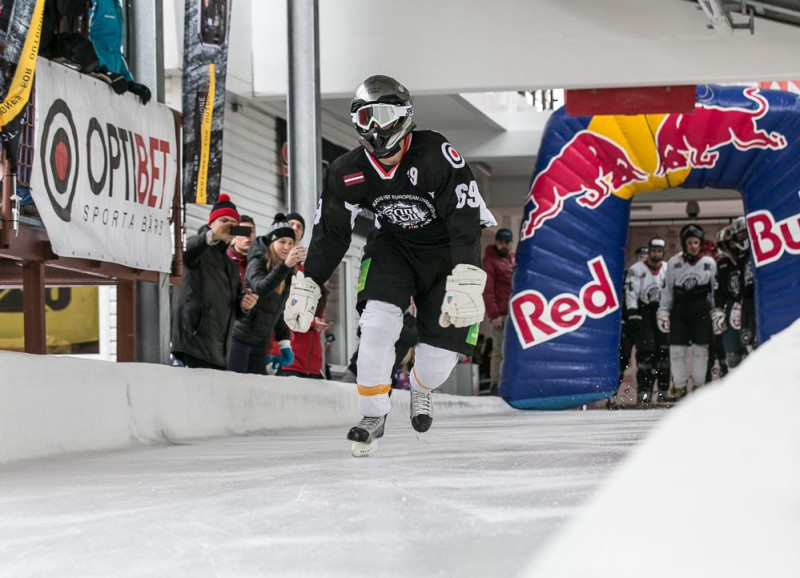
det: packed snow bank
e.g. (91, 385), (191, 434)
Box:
(0, 353), (510, 464)
(522, 318), (800, 578)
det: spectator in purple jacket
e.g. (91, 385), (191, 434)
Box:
(482, 228), (515, 395)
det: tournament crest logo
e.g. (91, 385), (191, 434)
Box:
(373, 194), (436, 229)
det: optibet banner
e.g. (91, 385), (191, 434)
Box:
(30, 59), (178, 273)
(182, 0), (233, 206)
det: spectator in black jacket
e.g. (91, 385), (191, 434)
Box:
(171, 194), (258, 370)
(227, 214), (306, 374)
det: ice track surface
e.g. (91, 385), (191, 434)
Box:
(0, 410), (662, 577)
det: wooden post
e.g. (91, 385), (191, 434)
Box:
(116, 280), (137, 362)
(21, 260), (46, 354)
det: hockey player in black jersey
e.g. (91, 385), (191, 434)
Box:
(714, 217), (751, 369)
(284, 75), (496, 456)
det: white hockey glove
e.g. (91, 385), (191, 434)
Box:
(439, 264), (487, 328)
(710, 308), (727, 335)
(656, 308), (671, 333)
(284, 272), (321, 333)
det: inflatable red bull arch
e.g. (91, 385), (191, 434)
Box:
(503, 84), (800, 409)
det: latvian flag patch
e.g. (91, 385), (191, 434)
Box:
(343, 172), (365, 186)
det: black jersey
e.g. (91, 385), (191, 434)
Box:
(714, 252), (742, 310)
(304, 130), (494, 286)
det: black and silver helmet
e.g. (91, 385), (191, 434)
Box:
(350, 75), (415, 158)
(730, 216), (750, 252)
(716, 226), (732, 253)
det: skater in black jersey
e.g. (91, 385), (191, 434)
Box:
(714, 217), (751, 369)
(284, 75), (496, 456)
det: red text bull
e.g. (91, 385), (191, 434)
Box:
(655, 87), (787, 176)
(521, 132), (648, 240)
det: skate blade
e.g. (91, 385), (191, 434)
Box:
(350, 440), (378, 457)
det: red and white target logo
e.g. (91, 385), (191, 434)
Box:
(40, 99), (79, 222)
(441, 142), (465, 169)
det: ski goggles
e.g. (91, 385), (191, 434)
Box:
(351, 103), (412, 130)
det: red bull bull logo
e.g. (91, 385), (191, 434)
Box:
(655, 87), (787, 176)
(521, 132), (648, 240)
(747, 208), (800, 267)
(509, 256), (618, 348)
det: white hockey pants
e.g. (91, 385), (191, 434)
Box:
(356, 300), (459, 416)
(670, 344), (709, 390)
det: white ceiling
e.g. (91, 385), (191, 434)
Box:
(236, 0), (800, 202)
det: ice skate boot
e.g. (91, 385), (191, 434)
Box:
(657, 390), (675, 403)
(347, 415), (386, 457)
(410, 388), (433, 433)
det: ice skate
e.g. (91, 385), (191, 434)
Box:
(347, 415), (386, 457)
(410, 388), (433, 433)
(657, 390), (675, 404)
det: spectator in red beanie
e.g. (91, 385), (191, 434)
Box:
(171, 194), (258, 369)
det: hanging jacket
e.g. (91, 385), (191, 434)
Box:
(482, 244), (515, 319)
(88, 0), (133, 81)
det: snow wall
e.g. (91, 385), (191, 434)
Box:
(0, 352), (509, 464)
(502, 85), (800, 410)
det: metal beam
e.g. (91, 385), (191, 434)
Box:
(129, 0), (170, 364)
(287, 0), (322, 229)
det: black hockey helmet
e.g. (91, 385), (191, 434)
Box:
(680, 223), (705, 261)
(679, 223), (705, 248)
(350, 75), (415, 158)
(730, 216), (749, 252)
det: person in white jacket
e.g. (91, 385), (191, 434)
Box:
(625, 237), (670, 403)
(658, 224), (723, 399)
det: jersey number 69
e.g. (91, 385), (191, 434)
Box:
(455, 180), (482, 209)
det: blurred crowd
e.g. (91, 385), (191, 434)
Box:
(612, 218), (755, 407)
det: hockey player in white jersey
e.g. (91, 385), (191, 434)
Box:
(625, 237), (670, 404)
(284, 75), (495, 456)
(657, 224), (723, 399)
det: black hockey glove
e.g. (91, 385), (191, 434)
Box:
(626, 309), (643, 340)
(127, 82), (152, 105)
